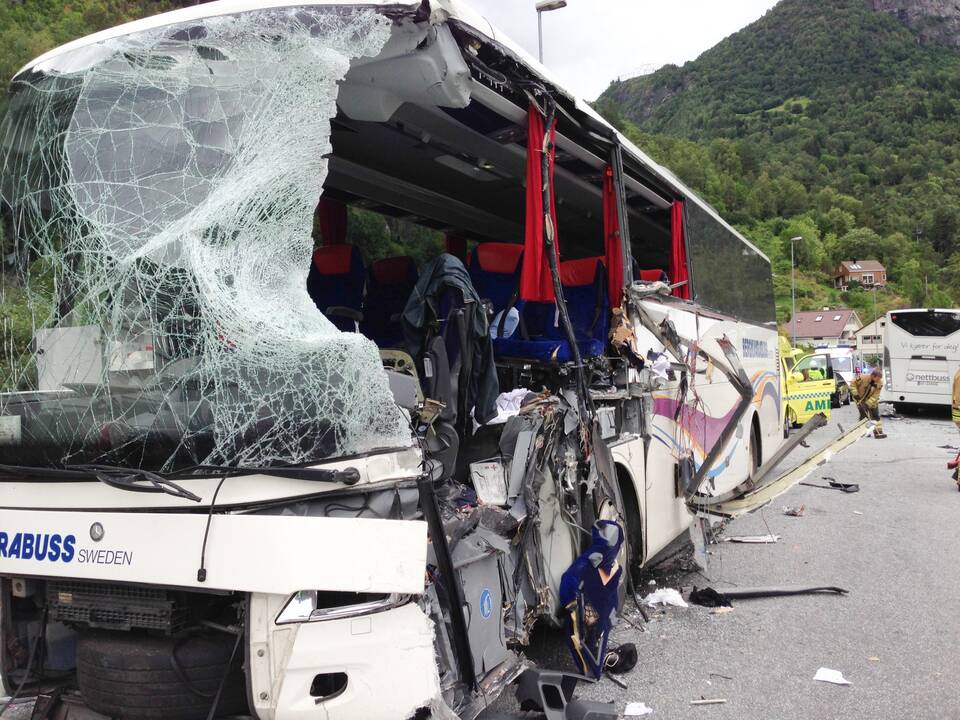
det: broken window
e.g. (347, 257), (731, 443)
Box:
(0, 8), (409, 471)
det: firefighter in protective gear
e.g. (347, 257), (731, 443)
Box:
(852, 367), (886, 439)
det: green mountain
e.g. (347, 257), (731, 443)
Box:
(597, 0), (960, 324)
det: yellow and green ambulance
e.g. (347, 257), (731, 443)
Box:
(779, 336), (835, 430)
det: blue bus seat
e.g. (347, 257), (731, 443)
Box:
(362, 256), (419, 348)
(493, 257), (609, 363)
(306, 244), (366, 332)
(467, 242), (524, 315)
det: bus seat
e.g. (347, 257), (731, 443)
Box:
(306, 245), (366, 331)
(467, 242), (524, 315)
(637, 268), (669, 283)
(362, 256), (419, 348)
(493, 257), (609, 363)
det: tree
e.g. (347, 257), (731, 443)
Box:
(834, 227), (883, 266)
(781, 217), (824, 271)
(930, 206), (960, 255)
(897, 258), (926, 306)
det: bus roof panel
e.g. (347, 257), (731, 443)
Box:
(13, 0), (768, 264)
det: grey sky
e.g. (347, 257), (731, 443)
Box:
(465, 0), (780, 100)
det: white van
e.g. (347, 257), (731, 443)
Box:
(0, 2), (827, 718)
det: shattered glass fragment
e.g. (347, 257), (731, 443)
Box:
(0, 8), (407, 471)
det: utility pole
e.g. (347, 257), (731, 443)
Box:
(872, 283), (880, 371)
(536, 0), (567, 63)
(790, 236), (802, 343)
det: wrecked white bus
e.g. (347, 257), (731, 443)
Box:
(0, 2), (815, 718)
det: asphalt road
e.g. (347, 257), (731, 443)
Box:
(483, 403), (960, 719)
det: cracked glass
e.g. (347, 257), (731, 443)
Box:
(0, 7), (408, 471)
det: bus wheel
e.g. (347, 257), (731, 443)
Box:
(783, 414), (790, 439)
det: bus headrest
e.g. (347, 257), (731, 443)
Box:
(638, 269), (669, 283)
(473, 242), (524, 274)
(560, 257), (604, 287)
(312, 245), (358, 275)
(370, 256), (417, 285)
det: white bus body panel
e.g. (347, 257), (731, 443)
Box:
(632, 300), (783, 560)
(0, 509), (427, 595)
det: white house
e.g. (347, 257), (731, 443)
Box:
(854, 317), (886, 359)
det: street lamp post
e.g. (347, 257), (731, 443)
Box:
(790, 236), (802, 343)
(873, 283), (882, 372)
(536, 0), (567, 63)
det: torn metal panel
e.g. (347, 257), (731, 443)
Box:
(704, 418), (871, 518)
(272, 602), (444, 720)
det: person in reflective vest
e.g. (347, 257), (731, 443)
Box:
(852, 368), (886, 439)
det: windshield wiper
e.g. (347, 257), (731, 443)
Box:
(172, 464), (361, 486)
(0, 463), (201, 502)
(0, 462), (361, 502)
(66, 465), (203, 502)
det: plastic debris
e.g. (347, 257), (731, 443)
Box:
(725, 534), (781, 543)
(853, 511), (864, 516)
(624, 702), (654, 716)
(814, 668), (851, 685)
(783, 505), (805, 517)
(689, 586), (731, 608)
(644, 588), (688, 608)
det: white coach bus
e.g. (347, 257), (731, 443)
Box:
(0, 2), (830, 717)
(882, 308), (960, 411)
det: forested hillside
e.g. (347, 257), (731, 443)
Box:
(597, 0), (960, 324)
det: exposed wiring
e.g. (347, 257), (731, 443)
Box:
(0, 607), (48, 718)
(196, 474), (228, 583)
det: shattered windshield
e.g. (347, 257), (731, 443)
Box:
(0, 7), (408, 472)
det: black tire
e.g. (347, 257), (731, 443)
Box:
(843, 384), (852, 406)
(77, 631), (247, 720)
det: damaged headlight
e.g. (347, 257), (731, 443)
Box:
(276, 590), (409, 624)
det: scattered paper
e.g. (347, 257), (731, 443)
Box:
(624, 702), (654, 717)
(868, 656), (880, 662)
(710, 606), (734, 615)
(725, 534), (781, 544)
(814, 667), (851, 685)
(783, 505), (805, 517)
(853, 511), (864, 516)
(645, 588), (688, 608)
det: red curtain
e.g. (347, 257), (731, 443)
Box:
(317, 197), (348, 246)
(519, 103), (560, 302)
(445, 233), (467, 263)
(602, 165), (625, 307)
(670, 200), (691, 300)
